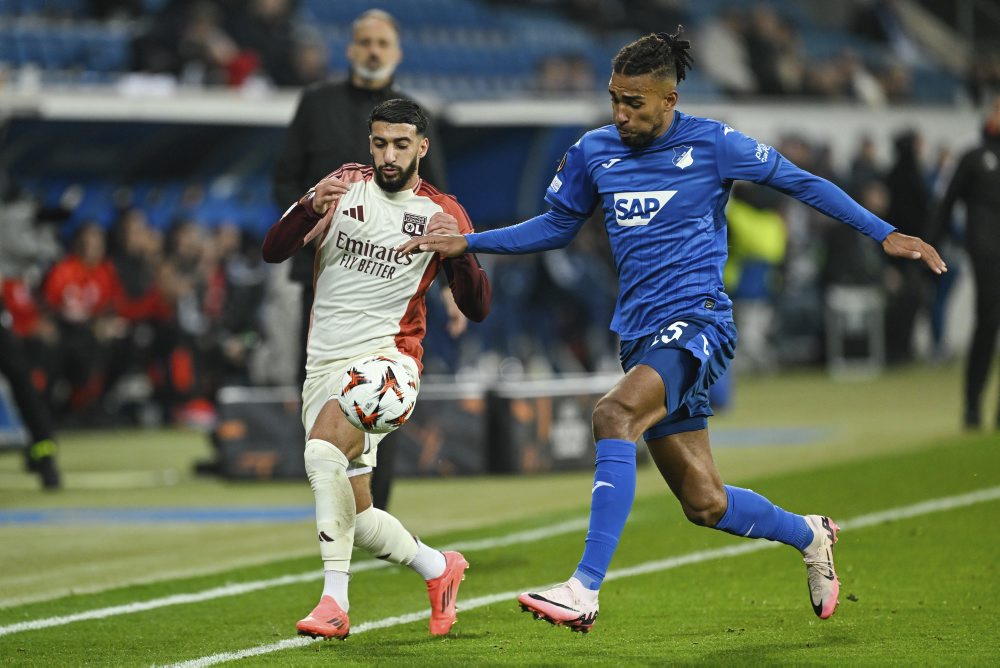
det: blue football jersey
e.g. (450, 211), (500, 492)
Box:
(545, 111), (787, 339)
(465, 110), (894, 341)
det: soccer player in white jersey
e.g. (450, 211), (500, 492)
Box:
(263, 99), (491, 639)
(401, 30), (945, 633)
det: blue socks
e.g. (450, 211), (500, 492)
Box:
(714, 485), (813, 551)
(572, 439), (637, 591)
(571, 447), (811, 591)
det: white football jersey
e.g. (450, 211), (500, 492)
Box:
(304, 163), (472, 377)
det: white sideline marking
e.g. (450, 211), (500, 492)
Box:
(0, 518), (587, 638)
(163, 485), (1000, 668)
(0, 549), (318, 608)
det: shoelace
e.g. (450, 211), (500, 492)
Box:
(803, 550), (836, 586)
(803, 555), (832, 568)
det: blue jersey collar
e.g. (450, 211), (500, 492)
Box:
(651, 110), (681, 147)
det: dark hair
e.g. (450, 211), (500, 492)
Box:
(368, 99), (429, 135)
(612, 26), (693, 84)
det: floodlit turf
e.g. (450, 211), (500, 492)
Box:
(1, 432), (997, 666)
(0, 363), (987, 607)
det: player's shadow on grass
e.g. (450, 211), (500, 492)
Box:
(312, 631), (491, 653)
(365, 631), (492, 649)
(697, 631), (857, 663)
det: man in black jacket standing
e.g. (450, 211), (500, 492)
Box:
(273, 9), (450, 509)
(937, 97), (1000, 430)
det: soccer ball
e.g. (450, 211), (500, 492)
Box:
(337, 356), (418, 434)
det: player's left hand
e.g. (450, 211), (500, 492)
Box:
(881, 231), (948, 275)
(396, 234), (468, 257)
(440, 288), (468, 338)
(427, 212), (460, 235)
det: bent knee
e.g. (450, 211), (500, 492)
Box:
(593, 395), (643, 439)
(681, 493), (728, 528)
(304, 437), (359, 465)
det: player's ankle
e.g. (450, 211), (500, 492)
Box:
(410, 539), (446, 580)
(569, 576), (600, 603)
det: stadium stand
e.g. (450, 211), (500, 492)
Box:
(0, 0), (989, 431)
(0, 0), (968, 102)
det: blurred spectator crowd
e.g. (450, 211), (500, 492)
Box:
(0, 0), (987, 432)
(0, 118), (966, 430)
(0, 180), (269, 428)
(130, 0), (327, 88)
(0, 0), (994, 104)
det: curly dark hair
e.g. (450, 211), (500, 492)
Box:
(369, 98), (429, 135)
(612, 26), (694, 84)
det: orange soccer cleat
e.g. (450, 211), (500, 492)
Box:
(426, 551), (469, 635)
(296, 595), (350, 640)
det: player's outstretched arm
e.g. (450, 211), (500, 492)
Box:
(759, 157), (947, 276)
(397, 234), (469, 257)
(881, 231), (948, 275)
(399, 205), (588, 258)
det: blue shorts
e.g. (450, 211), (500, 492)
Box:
(619, 316), (737, 441)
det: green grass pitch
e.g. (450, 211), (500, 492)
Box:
(0, 364), (997, 665)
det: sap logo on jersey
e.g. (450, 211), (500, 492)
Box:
(613, 191), (676, 226)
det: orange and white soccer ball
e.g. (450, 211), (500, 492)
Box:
(337, 356), (418, 433)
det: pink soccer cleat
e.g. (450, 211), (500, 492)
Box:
(426, 551), (469, 635)
(518, 578), (599, 633)
(296, 595), (350, 640)
(802, 515), (841, 619)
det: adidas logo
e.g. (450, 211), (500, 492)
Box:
(440, 582), (454, 612)
(342, 205), (365, 222)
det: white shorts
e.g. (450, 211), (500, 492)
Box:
(301, 349), (420, 477)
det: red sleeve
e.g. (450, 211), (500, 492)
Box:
(97, 262), (124, 315)
(117, 288), (172, 322)
(42, 261), (71, 310)
(262, 164), (369, 263)
(2, 279), (41, 336)
(435, 195), (491, 322)
(261, 194), (323, 263)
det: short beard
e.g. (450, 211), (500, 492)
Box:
(374, 157), (418, 192)
(354, 63), (395, 83)
(618, 126), (658, 148)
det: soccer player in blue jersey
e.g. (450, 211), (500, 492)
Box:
(399, 29), (947, 633)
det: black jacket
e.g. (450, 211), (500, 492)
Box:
(936, 133), (1000, 259)
(272, 77), (447, 283)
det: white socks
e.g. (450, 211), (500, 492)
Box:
(354, 506), (446, 580)
(306, 439), (447, 614)
(409, 539), (447, 580)
(322, 569), (350, 611)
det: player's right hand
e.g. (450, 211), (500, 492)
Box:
(396, 234), (468, 257)
(881, 231), (948, 275)
(308, 175), (350, 215)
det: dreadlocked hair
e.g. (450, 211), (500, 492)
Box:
(612, 26), (694, 84)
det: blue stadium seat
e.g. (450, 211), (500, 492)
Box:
(84, 29), (131, 72)
(142, 0), (169, 13)
(0, 27), (14, 64)
(910, 65), (960, 104)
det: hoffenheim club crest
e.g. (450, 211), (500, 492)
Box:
(672, 145), (694, 170)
